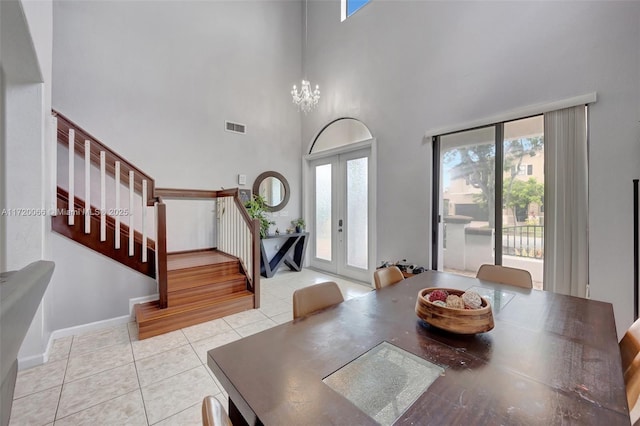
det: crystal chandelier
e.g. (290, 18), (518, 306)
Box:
(291, 0), (320, 113)
(291, 80), (320, 114)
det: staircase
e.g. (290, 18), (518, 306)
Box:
(135, 250), (254, 339)
(52, 111), (260, 340)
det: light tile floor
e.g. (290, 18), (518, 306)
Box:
(9, 269), (371, 426)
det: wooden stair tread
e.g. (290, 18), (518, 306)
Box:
(167, 250), (237, 271)
(135, 291), (253, 321)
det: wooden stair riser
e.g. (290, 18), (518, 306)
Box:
(168, 271), (245, 293)
(168, 260), (239, 275)
(167, 277), (247, 306)
(135, 295), (254, 339)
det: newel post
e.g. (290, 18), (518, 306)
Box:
(156, 200), (168, 308)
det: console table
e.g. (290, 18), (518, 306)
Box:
(260, 232), (309, 278)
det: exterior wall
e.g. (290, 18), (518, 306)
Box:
(304, 0), (640, 336)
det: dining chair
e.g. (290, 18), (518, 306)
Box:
(292, 281), (344, 319)
(202, 396), (233, 426)
(620, 318), (640, 377)
(373, 266), (404, 290)
(476, 264), (533, 289)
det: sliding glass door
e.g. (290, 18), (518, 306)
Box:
(433, 116), (544, 289)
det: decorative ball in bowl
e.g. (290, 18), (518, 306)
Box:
(415, 288), (494, 334)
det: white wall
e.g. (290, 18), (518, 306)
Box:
(303, 1), (640, 336)
(0, 0), (5, 274)
(48, 233), (157, 332)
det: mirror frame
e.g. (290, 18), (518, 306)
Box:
(252, 171), (290, 212)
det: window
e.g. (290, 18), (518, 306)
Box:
(513, 164), (533, 176)
(341, 0), (370, 21)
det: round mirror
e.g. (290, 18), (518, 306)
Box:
(253, 171), (290, 212)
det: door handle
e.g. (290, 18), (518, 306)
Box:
(338, 219), (343, 232)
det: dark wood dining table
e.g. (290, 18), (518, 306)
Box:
(207, 271), (629, 425)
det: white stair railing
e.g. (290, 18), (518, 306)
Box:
(217, 195), (254, 284)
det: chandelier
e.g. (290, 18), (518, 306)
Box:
(291, 0), (320, 113)
(291, 80), (320, 114)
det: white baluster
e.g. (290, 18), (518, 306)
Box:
(100, 151), (106, 241)
(142, 179), (148, 263)
(68, 129), (75, 225)
(115, 161), (121, 249)
(229, 198), (233, 250)
(226, 198), (231, 251)
(129, 170), (134, 256)
(84, 140), (91, 234)
(230, 201), (234, 254)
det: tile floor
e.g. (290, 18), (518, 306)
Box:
(9, 269), (371, 426)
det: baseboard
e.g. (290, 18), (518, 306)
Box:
(48, 314), (132, 342)
(18, 314), (131, 369)
(17, 352), (47, 370)
(129, 294), (159, 320)
(18, 293), (160, 370)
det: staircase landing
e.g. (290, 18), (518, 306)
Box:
(167, 250), (236, 270)
(135, 249), (254, 339)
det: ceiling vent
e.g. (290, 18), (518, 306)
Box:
(225, 121), (246, 135)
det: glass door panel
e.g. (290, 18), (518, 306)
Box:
(439, 127), (496, 276)
(345, 156), (368, 270)
(501, 116), (544, 290)
(315, 163), (333, 262)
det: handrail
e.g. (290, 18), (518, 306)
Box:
(53, 110), (156, 205)
(154, 188), (219, 199)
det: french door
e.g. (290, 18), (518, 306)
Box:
(309, 148), (372, 282)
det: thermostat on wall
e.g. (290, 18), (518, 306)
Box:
(238, 174), (247, 185)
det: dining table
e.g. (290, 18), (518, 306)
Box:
(207, 270), (629, 425)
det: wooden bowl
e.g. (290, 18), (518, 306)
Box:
(415, 288), (494, 334)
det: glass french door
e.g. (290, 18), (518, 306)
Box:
(310, 148), (371, 282)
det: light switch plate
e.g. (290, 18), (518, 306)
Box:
(238, 174), (246, 185)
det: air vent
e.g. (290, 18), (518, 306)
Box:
(225, 121), (246, 134)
